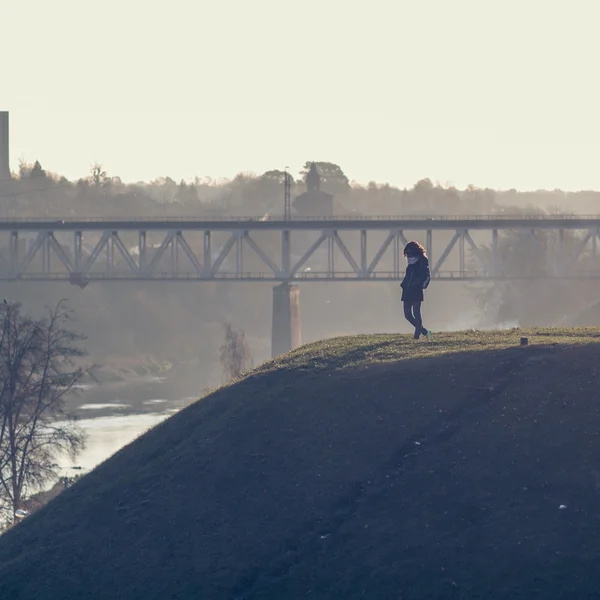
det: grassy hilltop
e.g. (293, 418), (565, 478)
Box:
(1, 329), (600, 599)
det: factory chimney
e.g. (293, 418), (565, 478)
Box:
(0, 112), (10, 180)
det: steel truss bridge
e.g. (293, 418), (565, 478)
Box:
(1, 215), (600, 284)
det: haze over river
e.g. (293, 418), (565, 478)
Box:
(59, 363), (208, 474)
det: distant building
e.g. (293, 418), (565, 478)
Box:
(0, 112), (9, 180)
(293, 163), (334, 217)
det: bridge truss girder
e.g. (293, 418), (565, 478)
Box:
(0, 225), (600, 283)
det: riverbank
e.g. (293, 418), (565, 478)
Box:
(61, 360), (213, 472)
(87, 354), (174, 385)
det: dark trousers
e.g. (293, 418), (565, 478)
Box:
(403, 301), (428, 339)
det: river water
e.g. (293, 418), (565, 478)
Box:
(58, 364), (208, 474)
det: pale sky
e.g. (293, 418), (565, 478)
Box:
(2, 0), (600, 191)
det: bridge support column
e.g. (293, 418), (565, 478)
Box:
(271, 283), (301, 358)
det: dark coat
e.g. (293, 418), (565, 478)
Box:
(400, 256), (430, 302)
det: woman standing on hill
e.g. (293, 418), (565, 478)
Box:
(401, 241), (432, 340)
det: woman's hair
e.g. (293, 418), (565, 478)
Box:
(403, 240), (427, 258)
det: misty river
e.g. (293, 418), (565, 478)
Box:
(58, 363), (207, 476)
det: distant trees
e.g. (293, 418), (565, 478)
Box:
(90, 163), (108, 186)
(17, 160), (28, 179)
(299, 161), (350, 194)
(174, 180), (198, 204)
(412, 178), (434, 196)
(261, 170), (292, 186)
(17, 159), (47, 179)
(29, 161), (47, 179)
(472, 224), (591, 326)
(219, 323), (253, 382)
(5, 155), (594, 220)
(0, 301), (89, 525)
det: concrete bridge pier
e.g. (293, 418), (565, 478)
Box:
(271, 283), (301, 358)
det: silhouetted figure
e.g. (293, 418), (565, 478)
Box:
(400, 241), (432, 340)
(306, 163), (320, 194)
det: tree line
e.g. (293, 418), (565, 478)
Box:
(3, 158), (600, 221)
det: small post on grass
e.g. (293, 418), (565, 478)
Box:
(520, 337), (529, 346)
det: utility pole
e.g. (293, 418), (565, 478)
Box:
(284, 167), (291, 221)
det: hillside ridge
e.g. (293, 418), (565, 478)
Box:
(1, 329), (600, 600)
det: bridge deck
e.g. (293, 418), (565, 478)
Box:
(1, 215), (600, 231)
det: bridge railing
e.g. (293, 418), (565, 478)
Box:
(6, 269), (600, 281)
(0, 213), (597, 224)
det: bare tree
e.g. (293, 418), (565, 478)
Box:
(0, 300), (90, 523)
(219, 323), (253, 383)
(90, 163), (108, 186)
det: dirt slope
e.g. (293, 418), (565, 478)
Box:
(1, 330), (600, 600)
